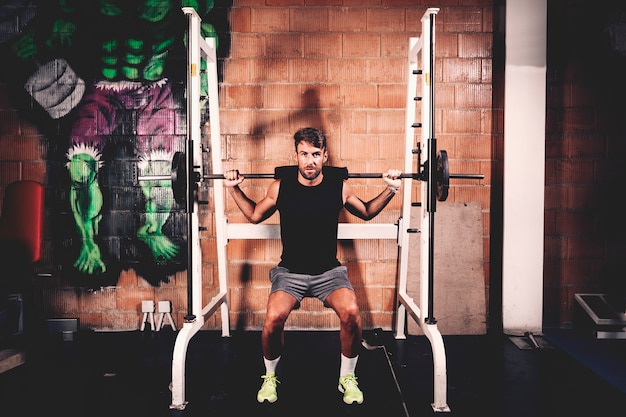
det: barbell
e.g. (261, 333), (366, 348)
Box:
(138, 150), (483, 205)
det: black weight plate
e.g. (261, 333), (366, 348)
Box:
(436, 150), (449, 201)
(171, 151), (187, 205)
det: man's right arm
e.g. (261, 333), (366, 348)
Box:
(224, 170), (279, 224)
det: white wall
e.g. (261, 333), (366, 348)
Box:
(502, 0), (547, 335)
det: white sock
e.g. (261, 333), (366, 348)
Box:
(264, 356), (281, 374)
(340, 354), (359, 377)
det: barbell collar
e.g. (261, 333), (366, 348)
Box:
(138, 174), (172, 181)
(450, 173), (484, 180)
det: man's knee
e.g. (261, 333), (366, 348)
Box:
(264, 300), (295, 328)
(345, 304), (361, 324)
(333, 299), (360, 326)
(263, 312), (288, 336)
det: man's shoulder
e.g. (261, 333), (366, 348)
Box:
(274, 166), (298, 179)
(322, 166), (348, 180)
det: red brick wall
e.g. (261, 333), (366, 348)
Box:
(0, 1), (497, 332)
(216, 0), (495, 331)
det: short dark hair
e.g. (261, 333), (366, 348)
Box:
(293, 127), (327, 150)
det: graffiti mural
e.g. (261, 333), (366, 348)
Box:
(0, 0), (230, 287)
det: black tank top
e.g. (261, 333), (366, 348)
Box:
(276, 167), (345, 274)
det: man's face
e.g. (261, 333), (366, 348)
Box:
(295, 141), (327, 181)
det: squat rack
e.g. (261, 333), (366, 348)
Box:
(171, 7), (451, 413)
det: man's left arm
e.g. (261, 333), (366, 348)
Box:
(343, 169), (402, 220)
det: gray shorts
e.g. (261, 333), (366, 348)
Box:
(269, 265), (353, 305)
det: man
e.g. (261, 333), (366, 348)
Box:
(224, 127), (402, 405)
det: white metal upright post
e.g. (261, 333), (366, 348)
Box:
(170, 8), (229, 410)
(394, 8), (450, 412)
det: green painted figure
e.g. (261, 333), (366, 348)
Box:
(10, 0), (218, 276)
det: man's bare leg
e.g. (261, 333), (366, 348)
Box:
(325, 287), (362, 357)
(257, 290), (298, 403)
(326, 287), (364, 404)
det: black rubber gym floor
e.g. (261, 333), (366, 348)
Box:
(0, 328), (625, 416)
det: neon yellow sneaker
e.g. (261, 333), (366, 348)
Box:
(257, 372), (279, 403)
(338, 373), (363, 404)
